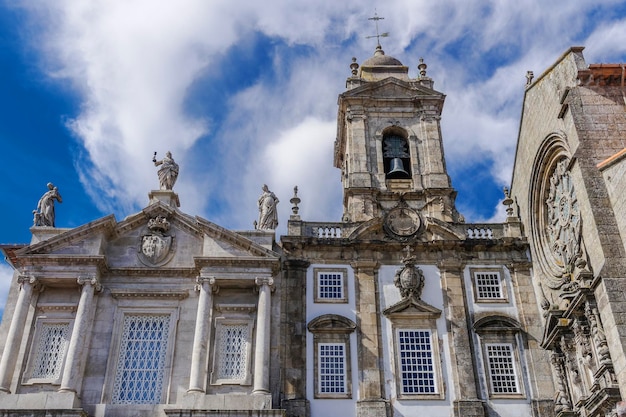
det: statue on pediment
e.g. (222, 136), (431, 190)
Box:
(153, 151), (179, 190)
(256, 184), (279, 230)
(33, 182), (62, 227)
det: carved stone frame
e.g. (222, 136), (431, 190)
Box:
(307, 314), (356, 399)
(470, 267), (508, 303)
(313, 268), (348, 304)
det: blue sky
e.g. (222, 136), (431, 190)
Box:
(2, 1), (626, 315)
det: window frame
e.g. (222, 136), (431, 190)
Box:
(317, 342), (348, 395)
(308, 314), (355, 399)
(474, 316), (526, 399)
(484, 343), (521, 396)
(210, 317), (255, 386)
(396, 328), (438, 396)
(314, 268), (348, 304)
(101, 306), (179, 405)
(392, 325), (443, 399)
(470, 267), (508, 303)
(383, 298), (444, 400)
(22, 308), (75, 386)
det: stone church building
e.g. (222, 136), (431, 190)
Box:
(1, 45), (625, 417)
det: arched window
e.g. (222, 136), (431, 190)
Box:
(383, 133), (411, 179)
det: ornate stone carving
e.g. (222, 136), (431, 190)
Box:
(551, 352), (572, 413)
(585, 301), (612, 366)
(77, 275), (102, 292)
(138, 215), (175, 267)
(33, 183), (62, 227)
(384, 204), (422, 240)
(544, 158), (583, 278)
(393, 246), (424, 300)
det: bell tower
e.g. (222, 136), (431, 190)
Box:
(334, 46), (461, 224)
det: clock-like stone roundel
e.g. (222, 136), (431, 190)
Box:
(543, 158), (581, 275)
(384, 207), (422, 238)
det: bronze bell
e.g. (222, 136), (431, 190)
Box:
(387, 157), (410, 179)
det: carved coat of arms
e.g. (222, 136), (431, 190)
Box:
(394, 247), (425, 300)
(138, 215), (175, 266)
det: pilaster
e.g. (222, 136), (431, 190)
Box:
(508, 262), (555, 413)
(281, 259), (310, 417)
(438, 260), (483, 415)
(351, 260), (388, 417)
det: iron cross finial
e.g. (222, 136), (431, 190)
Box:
(366, 11), (389, 46)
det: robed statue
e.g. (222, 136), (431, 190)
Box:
(257, 184), (279, 230)
(33, 183), (62, 227)
(153, 151), (179, 190)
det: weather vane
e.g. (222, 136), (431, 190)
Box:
(366, 11), (389, 46)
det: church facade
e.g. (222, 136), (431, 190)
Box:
(0, 46), (624, 417)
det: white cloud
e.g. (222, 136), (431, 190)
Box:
(0, 262), (14, 321)
(12, 0), (626, 229)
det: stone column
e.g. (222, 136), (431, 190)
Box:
(188, 276), (216, 393)
(253, 277), (274, 394)
(0, 275), (39, 393)
(439, 260), (484, 417)
(352, 260), (388, 417)
(59, 275), (101, 393)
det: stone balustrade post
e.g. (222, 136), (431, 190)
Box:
(0, 275), (39, 393)
(253, 277), (274, 394)
(59, 275), (102, 393)
(188, 276), (216, 393)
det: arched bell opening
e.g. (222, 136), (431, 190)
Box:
(383, 133), (411, 179)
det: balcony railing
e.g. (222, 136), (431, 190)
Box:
(291, 221), (507, 240)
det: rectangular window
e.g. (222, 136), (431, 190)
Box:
(112, 314), (170, 404)
(475, 271), (503, 299)
(217, 324), (249, 381)
(31, 323), (70, 380)
(486, 343), (519, 394)
(314, 268), (348, 303)
(397, 330), (436, 394)
(318, 272), (343, 300)
(319, 343), (346, 394)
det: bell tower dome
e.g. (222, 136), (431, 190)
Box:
(334, 46), (461, 224)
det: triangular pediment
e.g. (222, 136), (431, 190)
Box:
(383, 296), (442, 318)
(340, 77), (444, 100)
(13, 200), (279, 272)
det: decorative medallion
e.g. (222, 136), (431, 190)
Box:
(384, 206), (422, 239)
(138, 215), (175, 267)
(544, 159), (582, 276)
(394, 246), (425, 300)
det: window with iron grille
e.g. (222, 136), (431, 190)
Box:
(486, 343), (519, 394)
(397, 329), (436, 394)
(31, 323), (70, 380)
(112, 314), (170, 404)
(319, 343), (346, 394)
(217, 324), (249, 381)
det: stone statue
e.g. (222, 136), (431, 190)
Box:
(257, 184), (279, 230)
(153, 151), (179, 190)
(33, 183), (62, 227)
